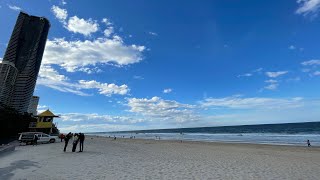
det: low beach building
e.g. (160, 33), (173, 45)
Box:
(29, 109), (59, 134)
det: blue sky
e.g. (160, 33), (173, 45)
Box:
(1, 0), (320, 132)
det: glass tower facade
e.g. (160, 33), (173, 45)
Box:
(0, 12), (50, 113)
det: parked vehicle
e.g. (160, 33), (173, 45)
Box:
(18, 132), (57, 145)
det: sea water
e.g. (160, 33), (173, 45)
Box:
(90, 122), (320, 146)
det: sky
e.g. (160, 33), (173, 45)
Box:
(1, 0), (320, 132)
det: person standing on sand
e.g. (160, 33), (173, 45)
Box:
(307, 140), (311, 147)
(60, 134), (65, 142)
(33, 134), (38, 146)
(79, 133), (85, 152)
(72, 133), (80, 152)
(63, 132), (72, 152)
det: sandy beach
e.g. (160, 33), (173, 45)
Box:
(1, 137), (320, 180)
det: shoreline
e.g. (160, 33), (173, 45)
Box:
(90, 135), (320, 151)
(89, 134), (320, 148)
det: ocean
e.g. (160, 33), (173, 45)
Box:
(90, 122), (320, 146)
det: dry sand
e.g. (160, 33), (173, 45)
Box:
(0, 136), (320, 180)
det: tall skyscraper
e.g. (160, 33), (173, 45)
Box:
(0, 12), (50, 113)
(27, 96), (39, 115)
(0, 61), (18, 108)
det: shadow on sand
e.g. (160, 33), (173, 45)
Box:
(0, 160), (39, 180)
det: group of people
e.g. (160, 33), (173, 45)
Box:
(62, 132), (85, 152)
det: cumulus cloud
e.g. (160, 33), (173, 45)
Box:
(61, 0), (67, 5)
(200, 96), (304, 109)
(265, 71), (288, 78)
(163, 88), (173, 93)
(296, 0), (320, 16)
(43, 38), (145, 72)
(51, 5), (68, 22)
(127, 97), (198, 123)
(66, 16), (99, 36)
(103, 27), (114, 37)
(102, 18), (112, 25)
(78, 80), (129, 96)
(8, 5), (21, 11)
(37, 65), (129, 96)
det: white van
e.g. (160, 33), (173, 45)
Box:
(18, 132), (56, 145)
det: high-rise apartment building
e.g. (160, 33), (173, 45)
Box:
(27, 96), (39, 115)
(0, 62), (18, 107)
(0, 12), (50, 113)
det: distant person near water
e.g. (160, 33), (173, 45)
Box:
(79, 133), (85, 152)
(33, 134), (38, 146)
(72, 133), (80, 152)
(63, 132), (72, 152)
(307, 140), (311, 147)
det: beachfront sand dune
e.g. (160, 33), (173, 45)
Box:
(0, 137), (319, 180)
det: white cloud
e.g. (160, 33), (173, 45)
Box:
(301, 59), (320, 66)
(103, 27), (114, 37)
(133, 75), (144, 80)
(43, 38), (145, 72)
(66, 16), (99, 36)
(296, 0), (320, 16)
(37, 65), (129, 96)
(264, 83), (278, 90)
(51, 5), (68, 22)
(102, 18), (112, 26)
(289, 45), (296, 50)
(127, 97), (198, 123)
(287, 77), (301, 82)
(314, 71), (320, 75)
(148, 32), (158, 36)
(264, 79), (279, 90)
(58, 123), (144, 133)
(60, 113), (145, 124)
(237, 73), (252, 78)
(78, 80), (129, 96)
(265, 79), (278, 83)
(200, 96), (304, 109)
(253, 68), (263, 73)
(8, 5), (21, 11)
(77, 67), (102, 74)
(61, 0), (67, 5)
(163, 88), (173, 93)
(265, 71), (288, 78)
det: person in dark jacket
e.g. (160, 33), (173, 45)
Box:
(33, 134), (38, 146)
(307, 139), (311, 147)
(63, 132), (72, 152)
(79, 133), (85, 152)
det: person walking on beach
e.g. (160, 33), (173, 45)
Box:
(63, 132), (72, 152)
(307, 140), (311, 147)
(33, 134), (38, 146)
(79, 133), (85, 152)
